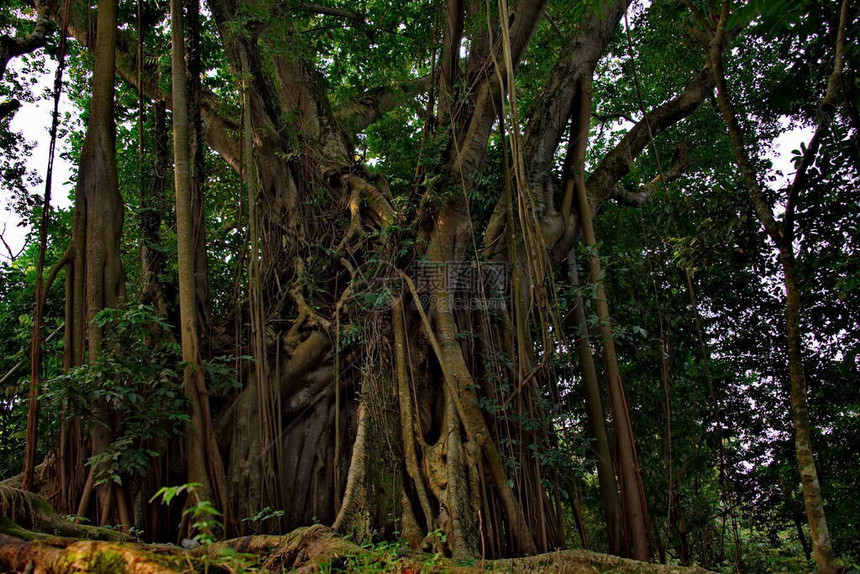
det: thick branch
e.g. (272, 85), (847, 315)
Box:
(0, 0), (53, 80)
(201, 101), (242, 172)
(522, 0), (627, 181)
(446, 0), (547, 186)
(334, 75), (432, 134)
(586, 69), (713, 206)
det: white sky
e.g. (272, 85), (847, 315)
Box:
(1, 59), (74, 262)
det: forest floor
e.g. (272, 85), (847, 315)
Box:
(0, 485), (714, 573)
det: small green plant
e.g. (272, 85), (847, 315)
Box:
(186, 499), (223, 545)
(242, 506), (285, 533)
(150, 482), (223, 545)
(243, 506), (286, 523)
(150, 482), (200, 506)
(129, 525), (144, 543)
(204, 355), (253, 396)
(320, 537), (411, 574)
(424, 527), (447, 547)
(211, 547), (262, 573)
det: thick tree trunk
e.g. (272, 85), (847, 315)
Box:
(198, 0), (555, 557)
(57, 0), (127, 526)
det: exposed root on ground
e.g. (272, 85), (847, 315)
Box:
(0, 486), (128, 542)
(0, 498), (717, 573)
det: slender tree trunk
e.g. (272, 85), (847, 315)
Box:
(780, 247), (834, 572)
(708, 1), (843, 569)
(572, 74), (651, 562)
(186, 0), (210, 342)
(169, 0), (228, 529)
(22, 10), (71, 486)
(23, 195), (50, 493)
(566, 246), (623, 555)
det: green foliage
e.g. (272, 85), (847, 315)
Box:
(46, 305), (186, 486)
(150, 482), (224, 545)
(320, 536), (444, 573)
(204, 355), (251, 396)
(0, 243), (67, 479)
(150, 482), (201, 507)
(210, 547), (263, 573)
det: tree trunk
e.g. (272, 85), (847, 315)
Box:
(57, 0), (127, 526)
(571, 74), (651, 562)
(566, 246), (623, 554)
(779, 248), (835, 573)
(169, 0), (229, 529)
(708, 1), (843, 569)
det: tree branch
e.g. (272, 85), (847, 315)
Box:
(0, 0), (54, 80)
(445, 0), (548, 187)
(334, 75), (432, 135)
(586, 69), (713, 206)
(522, 0), (627, 183)
(708, 0), (782, 243)
(0, 99), (21, 122)
(46, 0), (249, 170)
(611, 144), (689, 205)
(782, 0), (850, 241)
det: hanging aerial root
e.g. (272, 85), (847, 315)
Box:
(331, 402), (368, 534)
(335, 174), (395, 252)
(398, 272), (537, 555)
(392, 301), (436, 533)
